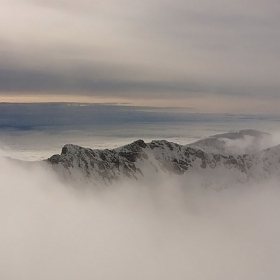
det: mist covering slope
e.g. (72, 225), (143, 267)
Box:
(2, 130), (280, 280)
(46, 129), (280, 187)
(187, 129), (272, 155)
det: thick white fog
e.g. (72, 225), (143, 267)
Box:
(1, 153), (280, 280)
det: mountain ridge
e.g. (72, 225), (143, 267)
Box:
(46, 129), (280, 187)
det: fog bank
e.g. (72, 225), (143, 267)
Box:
(1, 154), (280, 280)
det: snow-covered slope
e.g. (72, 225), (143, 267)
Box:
(187, 129), (272, 155)
(246, 144), (280, 180)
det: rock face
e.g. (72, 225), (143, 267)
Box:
(46, 130), (280, 187)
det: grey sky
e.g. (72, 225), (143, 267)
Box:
(1, 0), (280, 112)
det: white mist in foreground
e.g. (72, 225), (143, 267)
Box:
(1, 155), (280, 280)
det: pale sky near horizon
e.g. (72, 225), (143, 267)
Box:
(0, 0), (280, 113)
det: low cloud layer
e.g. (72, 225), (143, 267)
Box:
(1, 0), (280, 111)
(1, 152), (280, 279)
